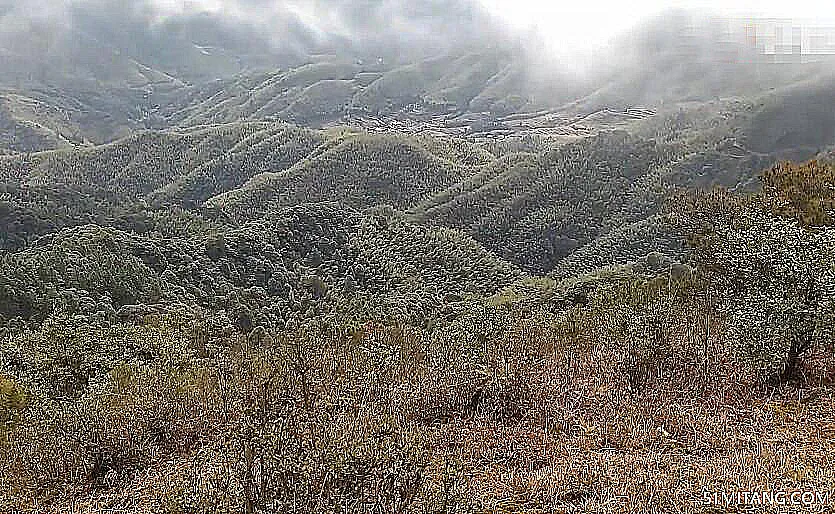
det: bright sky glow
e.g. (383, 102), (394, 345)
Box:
(143, 0), (835, 67)
(477, 0), (835, 57)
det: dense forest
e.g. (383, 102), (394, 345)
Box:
(1, 1), (835, 513)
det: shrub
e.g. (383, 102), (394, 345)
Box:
(0, 375), (26, 424)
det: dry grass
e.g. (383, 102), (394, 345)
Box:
(2, 280), (834, 513)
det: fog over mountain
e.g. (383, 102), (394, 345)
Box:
(1, 0), (832, 97)
(0, 0), (831, 154)
(0, 0), (511, 86)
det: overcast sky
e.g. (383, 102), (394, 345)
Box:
(9, 0), (830, 67)
(142, 1), (835, 60)
(478, 0), (835, 54)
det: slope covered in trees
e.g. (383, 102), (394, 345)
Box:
(1, 93), (827, 269)
(0, 122), (324, 249)
(0, 202), (520, 328)
(206, 132), (484, 219)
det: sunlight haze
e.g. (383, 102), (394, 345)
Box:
(478, 0), (835, 58)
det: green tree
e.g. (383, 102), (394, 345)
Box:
(697, 212), (835, 385)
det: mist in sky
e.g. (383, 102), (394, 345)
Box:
(144, 0), (835, 50)
(1, 0), (833, 92)
(478, 0), (835, 67)
(5, 0), (832, 58)
(141, 0), (835, 76)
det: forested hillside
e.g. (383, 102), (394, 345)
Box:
(2, 104), (834, 512)
(2, 2), (835, 513)
(3, 150), (834, 512)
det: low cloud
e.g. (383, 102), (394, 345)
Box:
(0, 0), (830, 107)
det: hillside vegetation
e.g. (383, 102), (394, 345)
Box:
(2, 156), (834, 512)
(1, 97), (834, 511)
(2, 4), (835, 512)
